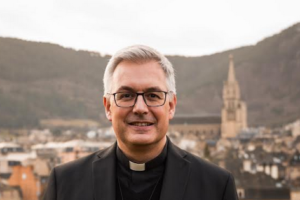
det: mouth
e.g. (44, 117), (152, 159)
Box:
(128, 122), (154, 126)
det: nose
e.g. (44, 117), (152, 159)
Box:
(132, 95), (149, 114)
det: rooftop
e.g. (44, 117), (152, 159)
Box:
(170, 115), (221, 125)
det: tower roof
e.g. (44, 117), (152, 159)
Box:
(228, 54), (236, 83)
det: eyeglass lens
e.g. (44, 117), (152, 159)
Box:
(115, 92), (166, 107)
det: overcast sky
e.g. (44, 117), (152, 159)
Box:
(1, 0), (299, 56)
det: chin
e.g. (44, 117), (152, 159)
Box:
(129, 137), (155, 146)
(129, 133), (165, 147)
(124, 133), (152, 144)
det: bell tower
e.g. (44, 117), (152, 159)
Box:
(221, 55), (247, 138)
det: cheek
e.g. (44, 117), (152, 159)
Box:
(154, 108), (170, 124)
(111, 108), (128, 123)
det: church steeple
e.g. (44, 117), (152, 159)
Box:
(221, 54), (247, 138)
(223, 55), (240, 100)
(228, 54), (236, 83)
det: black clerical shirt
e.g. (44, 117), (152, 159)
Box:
(116, 142), (168, 200)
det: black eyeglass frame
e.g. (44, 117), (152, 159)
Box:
(107, 91), (170, 108)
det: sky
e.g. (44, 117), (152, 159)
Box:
(1, 0), (300, 56)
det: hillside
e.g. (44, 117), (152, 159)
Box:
(0, 23), (300, 128)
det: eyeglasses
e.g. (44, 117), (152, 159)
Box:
(107, 91), (169, 107)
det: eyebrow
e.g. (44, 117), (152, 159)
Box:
(144, 87), (165, 92)
(115, 86), (135, 92)
(115, 86), (165, 92)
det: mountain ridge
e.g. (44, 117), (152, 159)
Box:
(1, 22), (300, 128)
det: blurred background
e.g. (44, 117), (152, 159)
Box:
(0, 0), (300, 199)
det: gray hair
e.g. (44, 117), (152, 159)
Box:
(103, 45), (176, 95)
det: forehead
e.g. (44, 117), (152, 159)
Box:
(111, 60), (167, 91)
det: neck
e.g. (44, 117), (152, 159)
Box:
(117, 137), (167, 163)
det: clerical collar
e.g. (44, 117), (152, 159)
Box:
(116, 141), (168, 172)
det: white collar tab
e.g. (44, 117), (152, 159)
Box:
(129, 161), (145, 171)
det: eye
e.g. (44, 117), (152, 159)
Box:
(123, 93), (132, 98)
(117, 93), (135, 100)
(150, 93), (159, 98)
(145, 92), (163, 101)
(147, 92), (158, 98)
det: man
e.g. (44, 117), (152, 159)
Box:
(43, 45), (239, 200)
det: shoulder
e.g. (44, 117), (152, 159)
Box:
(169, 143), (238, 199)
(172, 142), (231, 180)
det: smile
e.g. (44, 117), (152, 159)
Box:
(129, 122), (154, 126)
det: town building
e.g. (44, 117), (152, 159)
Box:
(169, 115), (221, 139)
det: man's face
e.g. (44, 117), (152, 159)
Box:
(103, 60), (176, 148)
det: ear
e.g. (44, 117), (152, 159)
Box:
(103, 96), (112, 121)
(168, 94), (177, 120)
